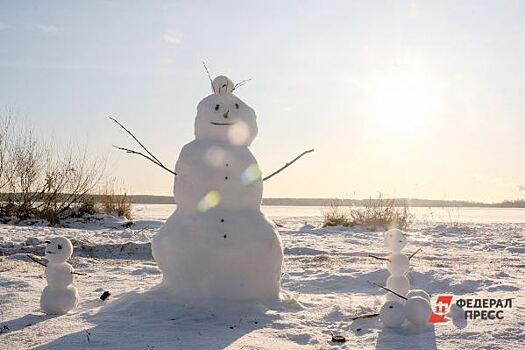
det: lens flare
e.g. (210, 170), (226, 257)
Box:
(204, 146), (226, 167)
(197, 191), (221, 212)
(228, 121), (250, 145)
(241, 163), (262, 185)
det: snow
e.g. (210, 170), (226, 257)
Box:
(0, 206), (523, 349)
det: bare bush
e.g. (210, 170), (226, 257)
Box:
(0, 113), (105, 224)
(323, 195), (413, 230)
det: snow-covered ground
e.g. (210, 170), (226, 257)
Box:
(1, 205), (524, 349)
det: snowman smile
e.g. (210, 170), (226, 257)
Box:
(46, 251), (56, 254)
(210, 122), (235, 126)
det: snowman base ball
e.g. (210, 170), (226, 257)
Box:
(41, 286), (79, 315)
(380, 301), (406, 328)
(405, 296), (432, 326)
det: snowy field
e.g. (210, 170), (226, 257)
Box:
(1, 205), (524, 349)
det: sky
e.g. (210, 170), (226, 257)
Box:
(0, 0), (524, 202)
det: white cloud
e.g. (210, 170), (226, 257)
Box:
(518, 185), (525, 192)
(35, 24), (62, 34)
(163, 30), (183, 45)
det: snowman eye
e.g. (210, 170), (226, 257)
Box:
(214, 104), (220, 111)
(235, 103), (239, 109)
(58, 244), (62, 249)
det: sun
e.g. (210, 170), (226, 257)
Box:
(370, 72), (439, 133)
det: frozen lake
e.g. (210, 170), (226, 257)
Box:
(132, 204), (525, 224)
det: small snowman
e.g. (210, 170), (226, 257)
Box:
(40, 237), (79, 315)
(384, 229), (410, 302)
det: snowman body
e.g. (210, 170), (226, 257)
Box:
(152, 76), (284, 302)
(40, 237), (79, 314)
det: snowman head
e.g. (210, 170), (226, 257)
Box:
(384, 229), (407, 252)
(44, 237), (73, 264)
(194, 76), (258, 146)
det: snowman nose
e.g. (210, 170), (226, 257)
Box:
(223, 111), (229, 119)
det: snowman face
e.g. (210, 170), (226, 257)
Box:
(45, 237), (73, 263)
(384, 229), (407, 252)
(195, 93), (258, 146)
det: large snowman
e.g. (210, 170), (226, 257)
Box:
(152, 76), (284, 302)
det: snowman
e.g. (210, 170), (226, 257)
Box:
(378, 230), (433, 328)
(40, 237), (79, 314)
(152, 76), (284, 302)
(384, 229), (411, 303)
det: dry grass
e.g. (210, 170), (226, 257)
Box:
(98, 178), (133, 219)
(323, 196), (413, 230)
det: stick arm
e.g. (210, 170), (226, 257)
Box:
(263, 149), (314, 182)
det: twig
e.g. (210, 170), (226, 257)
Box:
(110, 117), (176, 176)
(112, 145), (176, 176)
(368, 254), (390, 261)
(369, 281), (408, 300)
(233, 78), (252, 90)
(202, 61), (214, 93)
(263, 149), (314, 181)
(27, 254), (46, 267)
(109, 117), (163, 166)
(408, 248), (422, 260)
(350, 313), (380, 321)
(26, 254), (87, 276)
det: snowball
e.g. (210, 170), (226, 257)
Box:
(386, 275), (410, 297)
(406, 289), (430, 302)
(45, 263), (74, 288)
(387, 253), (409, 276)
(380, 301), (406, 328)
(212, 75), (234, 94)
(405, 296), (432, 326)
(384, 229), (407, 252)
(447, 304), (466, 321)
(45, 237), (73, 264)
(40, 285), (79, 315)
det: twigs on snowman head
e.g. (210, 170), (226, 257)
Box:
(202, 61), (215, 93)
(369, 281), (408, 301)
(110, 117), (177, 176)
(233, 78), (252, 90)
(263, 149), (315, 181)
(26, 254), (87, 275)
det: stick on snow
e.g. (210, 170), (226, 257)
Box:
(350, 313), (380, 320)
